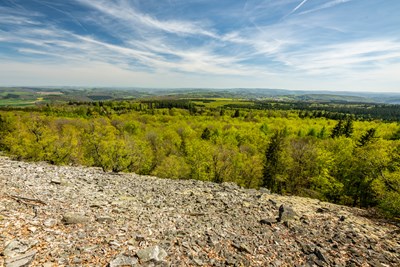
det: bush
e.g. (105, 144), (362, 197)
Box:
(379, 191), (400, 218)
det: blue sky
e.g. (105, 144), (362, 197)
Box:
(0, 0), (399, 92)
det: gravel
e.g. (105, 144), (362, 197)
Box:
(0, 157), (399, 266)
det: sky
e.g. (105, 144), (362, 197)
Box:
(0, 0), (399, 92)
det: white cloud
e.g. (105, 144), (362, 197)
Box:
(1, 0), (399, 92)
(2, 59), (399, 92)
(290, 0), (309, 14)
(75, 0), (218, 38)
(299, 0), (352, 15)
(281, 39), (400, 73)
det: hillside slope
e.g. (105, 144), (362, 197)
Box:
(0, 157), (399, 266)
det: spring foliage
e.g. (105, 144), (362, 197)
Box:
(0, 103), (399, 217)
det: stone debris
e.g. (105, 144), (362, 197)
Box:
(278, 204), (298, 222)
(136, 245), (167, 263)
(61, 212), (90, 225)
(0, 156), (399, 266)
(314, 248), (328, 263)
(42, 218), (57, 228)
(3, 240), (30, 258)
(5, 250), (36, 267)
(96, 216), (114, 224)
(109, 254), (138, 267)
(259, 218), (277, 226)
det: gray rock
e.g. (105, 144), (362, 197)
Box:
(278, 205), (298, 222)
(109, 254), (138, 267)
(43, 218), (57, 228)
(5, 250), (36, 267)
(192, 257), (204, 266)
(135, 235), (146, 242)
(314, 248), (328, 263)
(221, 182), (238, 190)
(62, 212), (90, 224)
(136, 246), (167, 263)
(301, 243), (315, 255)
(260, 218), (277, 226)
(269, 198), (277, 207)
(50, 179), (61, 185)
(1, 157), (400, 266)
(96, 216), (113, 224)
(232, 242), (252, 254)
(259, 187), (271, 194)
(90, 202), (106, 208)
(225, 255), (236, 266)
(3, 240), (29, 258)
(316, 207), (329, 213)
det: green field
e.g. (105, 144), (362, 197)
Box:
(191, 98), (254, 108)
(0, 99), (39, 107)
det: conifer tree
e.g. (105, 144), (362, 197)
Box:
(263, 130), (286, 193)
(344, 118), (354, 138)
(201, 127), (211, 140)
(331, 120), (343, 138)
(357, 128), (376, 147)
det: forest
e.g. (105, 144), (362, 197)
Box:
(0, 99), (399, 218)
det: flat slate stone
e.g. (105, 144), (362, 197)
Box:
(136, 246), (167, 262)
(278, 205), (298, 222)
(62, 212), (90, 224)
(5, 250), (37, 267)
(109, 254), (138, 267)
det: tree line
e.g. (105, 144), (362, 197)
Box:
(0, 102), (399, 218)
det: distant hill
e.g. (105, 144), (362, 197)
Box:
(1, 86), (400, 105)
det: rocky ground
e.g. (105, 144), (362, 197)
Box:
(0, 156), (399, 267)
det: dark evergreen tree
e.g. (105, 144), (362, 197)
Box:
(263, 131), (286, 193)
(318, 126), (326, 139)
(343, 118), (354, 138)
(201, 127), (212, 140)
(330, 120), (344, 138)
(357, 128), (376, 147)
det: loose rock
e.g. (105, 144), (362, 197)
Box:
(109, 254), (138, 267)
(136, 246), (167, 263)
(61, 212), (90, 225)
(278, 205), (298, 222)
(260, 218), (277, 226)
(5, 250), (36, 267)
(96, 216), (113, 224)
(0, 156), (398, 266)
(3, 240), (30, 258)
(43, 218), (57, 228)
